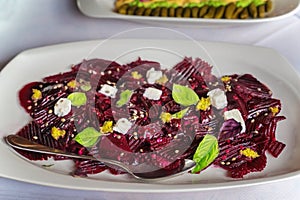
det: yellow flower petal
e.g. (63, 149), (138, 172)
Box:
(100, 121), (113, 134)
(269, 106), (279, 116)
(196, 97), (211, 111)
(160, 112), (172, 123)
(155, 74), (169, 85)
(131, 71), (142, 79)
(31, 89), (42, 101)
(67, 80), (77, 89)
(240, 148), (260, 159)
(221, 76), (231, 83)
(51, 127), (66, 140)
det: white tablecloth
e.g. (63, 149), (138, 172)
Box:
(1, 0), (300, 199)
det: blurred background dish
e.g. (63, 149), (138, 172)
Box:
(77, 0), (300, 25)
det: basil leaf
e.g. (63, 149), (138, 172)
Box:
(172, 84), (199, 106)
(80, 82), (92, 92)
(192, 134), (219, 173)
(172, 108), (189, 119)
(67, 92), (87, 106)
(116, 89), (133, 107)
(74, 127), (102, 147)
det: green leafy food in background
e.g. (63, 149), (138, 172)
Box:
(192, 134), (219, 173)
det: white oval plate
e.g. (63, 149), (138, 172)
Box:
(77, 0), (300, 26)
(1, 40), (300, 192)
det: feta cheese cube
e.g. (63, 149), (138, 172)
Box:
(224, 109), (246, 133)
(54, 98), (72, 117)
(99, 84), (118, 98)
(207, 88), (228, 109)
(113, 118), (132, 134)
(143, 87), (162, 100)
(146, 68), (163, 84)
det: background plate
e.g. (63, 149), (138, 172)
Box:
(77, 0), (300, 25)
(1, 40), (300, 192)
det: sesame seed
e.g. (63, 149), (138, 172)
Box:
(221, 161), (225, 165)
(27, 106), (32, 110)
(175, 150), (179, 154)
(254, 130), (259, 134)
(264, 113), (268, 116)
(133, 132), (138, 136)
(226, 162), (231, 165)
(39, 85), (43, 88)
(120, 152), (125, 157)
(139, 149), (144, 153)
(61, 118), (66, 122)
(173, 135), (178, 139)
(134, 136), (138, 140)
(34, 103), (38, 106)
(48, 109), (53, 114)
(117, 135), (121, 139)
(71, 134), (74, 138)
(45, 122), (49, 126)
(100, 72), (105, 76)
(33, 136), (38, 140)
(251, 119), (255, 123)
(51, 97), (55, 101)
(108, 70), (112, 74)
(231, 157), (237, 161)
(168, 133), (172, 137)
(257, 88), (262, 91)
(117, 68), (120, 72)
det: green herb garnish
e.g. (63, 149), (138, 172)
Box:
(74, 127), (102, 147)
(67, 92), (87, 107)
(192, 134), (219, 173)
(172, 84), (199, 106)
(116, 89), (133, 107)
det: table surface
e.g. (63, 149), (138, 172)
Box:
(1, 0), (300, 199)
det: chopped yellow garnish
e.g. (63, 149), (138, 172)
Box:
(51, 127), (66, 140)
(155, 74), (169, 85)
(221, 76), (231, 83)
(160, 112), (172, 123)
(196, 97), (211, 111)
(269, 106), (279, 116)
(240, 148), (260, 159)
(100, 121), (113, 134)
(131, 71), (142, 79)
(67, 80), (77, 89)
(31, 89), (42, 101)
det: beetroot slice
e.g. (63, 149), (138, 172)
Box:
(13, 57), (286, 179)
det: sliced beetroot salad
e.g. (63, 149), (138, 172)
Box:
(15, 57), (285, 178)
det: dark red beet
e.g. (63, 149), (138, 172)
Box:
(13, 57), (285, 179)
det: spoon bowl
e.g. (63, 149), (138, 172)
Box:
(5, 135), (196, 182)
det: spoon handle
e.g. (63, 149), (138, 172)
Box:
(5, 135), (98, 161)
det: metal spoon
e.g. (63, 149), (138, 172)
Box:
(5, 135), (196, 182)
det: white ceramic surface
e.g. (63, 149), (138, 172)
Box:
(0, 40), (300, 192)
(77, 0), (300, 25)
